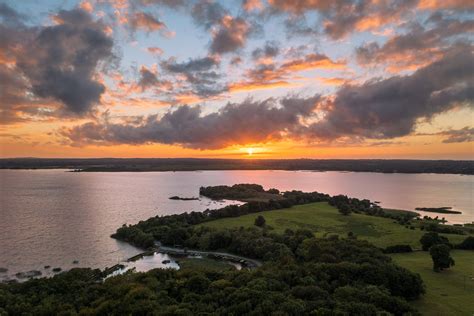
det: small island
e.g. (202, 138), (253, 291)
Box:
(415, 207), (462, 214)
(169, 196), (199, 201)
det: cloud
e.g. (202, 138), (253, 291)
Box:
(60, 48), (474, 150)
(418, 0), (474, 10)
(130, 12), (166, 32)
(191, 1), (255, 54)
(62, 95), (321, 149)
(280, 53), (346, 71)
(242, 0), (263, 11)
(251, 41), (280, 61)
(162, 56), (219, 73)
(301, 48), (474, 141)
(127, 12), (175, 37)
(191, 1), (227, 29)
(0, 6), (114, 123)
(356, 13), (474, 71)
(15, 8), (114, 114)
(146, 46), (163, 55)
(161, 56), (226, 97)
(269, 0), (418, 39)
(0, 2), (27, 26)
(135, 0), (187, 9)
(229, 52), (345, 92)
(137, 66), (159, 90)
(417, 127), (474, 143)
(210, 15), (251, 54)
(439, 127), (474, 143)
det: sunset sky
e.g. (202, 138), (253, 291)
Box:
(1, 0), (473, 159)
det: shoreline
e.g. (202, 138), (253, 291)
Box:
(1, 158), (472, 175)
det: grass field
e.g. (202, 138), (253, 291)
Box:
(392, 251), (474, 315)
(201, 202), (474, 315)
(200, 202), (469, 248)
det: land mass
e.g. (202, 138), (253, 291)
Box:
(1, 184), (472, 315)
(415, 207), (462, 214)
(1, 158), (473, 174)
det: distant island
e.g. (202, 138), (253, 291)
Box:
(169, 196), (199, 201)
(1, 158), (473, 175)
(415, 207), (462, 214)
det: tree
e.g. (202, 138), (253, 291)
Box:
(338, 204), (351, 216)
(419, 232), (450, 251)
(429, 244), (455, 272)
(254, 215), (266, 227)
(456, 236), (474, 250)
(267, 188), (280, 194)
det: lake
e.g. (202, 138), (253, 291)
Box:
(0, 169), (472, 280)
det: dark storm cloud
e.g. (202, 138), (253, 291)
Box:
(16, 8), (114, 114)
(356, 13), (474, 67)
(62, 95), (321, 149)
(1, 7), (115, 118)
(301, 48), (474, 141)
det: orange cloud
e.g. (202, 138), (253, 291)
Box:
(132, 12), (166, 32)
(147, 47), (164, 55)
(228, 81), (293, 92)
(174, 93), (202, 104)
(418, 0), (474, 9)
(79, 1), (93, 13)
(318, 77), (348, 86)
(243, 0), (263, 11)
(281, 54), (347, 72)
(355, 16), (387, 32)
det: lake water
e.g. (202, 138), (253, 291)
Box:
(0, 169), (472, 280)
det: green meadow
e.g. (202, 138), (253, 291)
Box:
(392, 251), (474, 315)
(201, 202), (474, 315)
(200, 202), (469, 248)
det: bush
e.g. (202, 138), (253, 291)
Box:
(455, 236), (474, 250)
(254, 215), (266, 227)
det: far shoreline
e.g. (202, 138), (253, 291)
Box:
(1, 158), (473, 175)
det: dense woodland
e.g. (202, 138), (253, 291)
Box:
(1, 229), (425, 315)
(1, 158), (473, 174)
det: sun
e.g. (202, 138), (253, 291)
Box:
(247, 148), (254, 156)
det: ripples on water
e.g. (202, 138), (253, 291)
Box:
(0, 169), (472, 280)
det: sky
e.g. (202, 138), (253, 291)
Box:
(1, 0), (473, 159)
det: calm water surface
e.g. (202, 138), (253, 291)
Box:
(0, 169), (472, 280)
